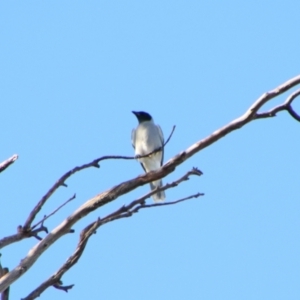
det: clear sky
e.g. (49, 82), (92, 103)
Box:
(1, 1), (300, 299)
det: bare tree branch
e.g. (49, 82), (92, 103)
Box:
(0, 222), (49, 250)
(255, 89), (300, 121)
(21, 218), (101, 300)
(0, 155), (18, 174)
(0, 126), (175, 249)
(22, 167), (202, 300)
(100, 193), (203, 225)
(31, 194), (76, 230)
(1, 75), (300, 293)
(0, 195), (76, 249)
(22, 126), (176, 231)
(102, 167), (203, 222)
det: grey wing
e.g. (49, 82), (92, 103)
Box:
(131, 128), (136, 149)
(131, 128), (147, 172)
(157, 125), (164, 166)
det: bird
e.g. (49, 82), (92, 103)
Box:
(131, 111), (165, 202)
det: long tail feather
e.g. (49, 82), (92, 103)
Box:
(150, 180), (165, 202)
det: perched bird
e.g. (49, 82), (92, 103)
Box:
(131, 111), (165, 202)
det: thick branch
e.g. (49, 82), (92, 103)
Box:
(0, 155), (18, 174)
(1, 75), (300, 292)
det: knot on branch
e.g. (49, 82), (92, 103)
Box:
(17, 222), (48, 241)
(255, 88), (300, 122)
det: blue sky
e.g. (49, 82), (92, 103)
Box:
(1, 1), (300, 299)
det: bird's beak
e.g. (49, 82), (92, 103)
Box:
(132, 111), (138, 116)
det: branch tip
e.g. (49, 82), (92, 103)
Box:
(0, 154), (19, 173)
(53, 283), (74, 293)
(192, 167), (203, 176)
(31, 194), (77, 231)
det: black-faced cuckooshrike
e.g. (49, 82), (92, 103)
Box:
(131, 111), (165, 202)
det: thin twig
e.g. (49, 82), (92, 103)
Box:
(134, 193), (202, 210)
(100, 192), (203, 225)
(103, 167), (203, 221)
(0, 194), (76, 249)
(52, 283), (74, 293)
(31, 194), (76, 230)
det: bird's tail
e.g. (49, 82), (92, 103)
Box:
(150, 180), (165, 202)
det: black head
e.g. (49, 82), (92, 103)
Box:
(132, 111), (153, 123)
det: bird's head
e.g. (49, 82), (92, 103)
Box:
(132, 111), (153, 123)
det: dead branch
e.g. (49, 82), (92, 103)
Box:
(31, 194), (76, 230)
(0, 195), (76, 249)
(0, 127), (175, 249)
(102, 167), (203, 222)
(1, 75), (300, 293)
(0, 222), (48, 250)
(21, 218), (101, 300)
(22, 168), (201, 300)
(22, 126), (176, 231)
(0, 155), (18, 174)
(100, 192), (203, 225)
(255, 88), (300, 121)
